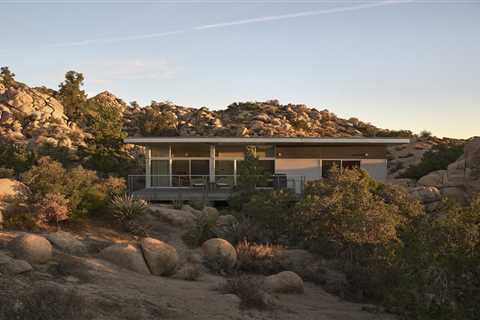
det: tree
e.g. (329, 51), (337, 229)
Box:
(0, 66), (15, 86)
(58, 71), (88, 124)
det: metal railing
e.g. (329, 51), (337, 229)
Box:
(127, 174), (305, 195)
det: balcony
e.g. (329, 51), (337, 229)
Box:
(127, 175), (305, 201)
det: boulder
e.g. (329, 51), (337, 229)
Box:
(410, 186), (442, 204)
(265, 271), (304, 294)
(140, 237), (178, 276)
(201, 238), (237, 270)
(99, 243), (150, 275)
(417, 170), (447, 187)
(9, 234), (52, 264)
(46, 231), (87, 255)
(150, 205), (195, 227)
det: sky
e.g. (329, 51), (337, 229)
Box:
(0, 0), (478, 139)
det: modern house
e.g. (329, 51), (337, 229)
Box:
(125, 137), (409, 201)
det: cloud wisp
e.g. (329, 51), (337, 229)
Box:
(50, 0), (412, 47)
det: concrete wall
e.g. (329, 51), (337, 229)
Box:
(361, 159), (387, 182)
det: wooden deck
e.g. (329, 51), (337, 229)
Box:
(132, 187), (233, 201)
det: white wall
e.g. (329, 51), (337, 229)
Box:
(361, 159), (387, 182)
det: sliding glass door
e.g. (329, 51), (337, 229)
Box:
(151, 160), (169, 187)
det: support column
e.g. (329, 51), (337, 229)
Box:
(146, 146), (151, 188)
(209, 144), (216, 183)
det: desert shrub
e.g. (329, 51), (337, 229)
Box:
(291, 167), (426, 306)
(241, 189), (297, 244)
(0, 285), (91, 320)
(109, 194), (148, 223)
(419, 130), (432, 138)
(219, 275), (271, 309)
(293, 168), (420, 257)
(0, 167), (15, 178)
(182, 211), (217, 247)
(393, 196), (480, 319)
(0, 142), (35, 176)
(400, 143), (464, 180)
(236, 241), (284, 274)
(20, 157), (126, 221)
(138, 104), (178, 136)
(189, 198), (206, 211)
(35, 192), (70, 227)
(214, 215), (266, 245)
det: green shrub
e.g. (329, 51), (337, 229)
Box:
(294, 168), (420, 257)
(241, 189), (297, 244)
(109, 194), (148, 223)
(0, 143), (35, 175)
(0, 167), (15, 178)
(400, 143), (464, 180)
(394, 196), (480, 319)
(20, 156), (126, 222)
(182, 211), (217, 248)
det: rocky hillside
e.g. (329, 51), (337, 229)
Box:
(0, 82), (88, 152)
(125, 100), (413, 138)
(0, 75), (465, 180)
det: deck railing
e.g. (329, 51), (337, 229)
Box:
(127, 174), (305, 195)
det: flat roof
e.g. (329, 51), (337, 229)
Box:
(125, 137), (410, 145)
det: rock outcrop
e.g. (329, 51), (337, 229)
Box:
(46, 231), (87, 255)
(0, 83), (87, 152)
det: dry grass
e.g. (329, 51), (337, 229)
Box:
(236, 240), (285, 274)
(0, 285), (91, 320)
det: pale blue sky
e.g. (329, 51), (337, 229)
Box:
(0, 0), (478, 138)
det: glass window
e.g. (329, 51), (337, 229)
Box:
(255, 145), (275, 158)
(191, 160), (210, 176)
(215, 160), (235, 187)
(215, 145), (245, 158)
(215, 160), (235, 175)
(150, 160), (169, 187)
(342, 160), (361, 170)
(322, 160), (341, 178)
(172, 144), (210, 157)
(151, 144), (169, 158)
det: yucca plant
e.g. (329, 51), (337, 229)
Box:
(109, 194), (148, 223)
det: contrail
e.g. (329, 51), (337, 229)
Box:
(50, 0), (412, 47)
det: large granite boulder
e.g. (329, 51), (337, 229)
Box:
(201, 238), (237, 270)
(99, 243), (150, 275)
(140, 237), (178, 276)
(9, 233), (53, 264)
(265, 271), (304, 294)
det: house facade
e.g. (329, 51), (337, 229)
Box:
(125, 137), (409, 201)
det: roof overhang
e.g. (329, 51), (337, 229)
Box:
(124, 137), (410, 145)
